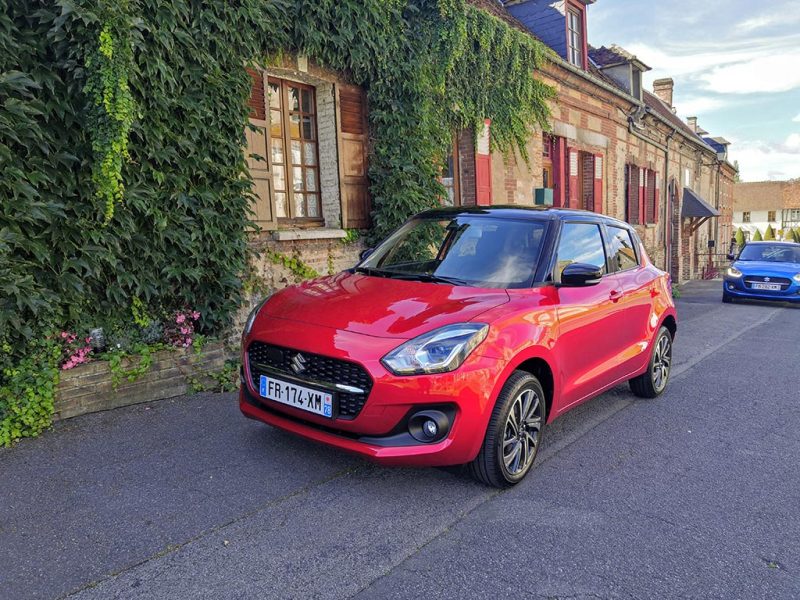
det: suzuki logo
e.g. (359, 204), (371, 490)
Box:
(764, 277), (771, 282)
(290, 353), (308, 374)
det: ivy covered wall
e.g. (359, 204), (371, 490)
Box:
(1, 0), (553, 442)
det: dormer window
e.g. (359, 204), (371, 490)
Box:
(567, 4), (586, 68)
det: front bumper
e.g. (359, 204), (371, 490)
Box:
(240, 317), (505, 467)
(723, 277), (800, 302)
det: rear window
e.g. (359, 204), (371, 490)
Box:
(608, 226), (639, 272)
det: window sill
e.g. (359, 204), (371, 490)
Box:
(271, 228), (348, 242)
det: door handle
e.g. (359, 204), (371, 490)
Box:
(609, 289), (623, 302)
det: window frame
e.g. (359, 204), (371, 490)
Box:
(566, 3), (586, 69)
(742, 211), (751, 223)
(267, 76), (323, 224)
(605, 223), (641, 274)
(767, 210), (776, 222)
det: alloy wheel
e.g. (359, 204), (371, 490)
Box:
(502, 388), (543, 476)
(651, 333), (672, 393)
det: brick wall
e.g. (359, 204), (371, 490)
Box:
(54, 343), (230, 421)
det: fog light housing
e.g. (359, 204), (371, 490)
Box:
(408, 410), (450, 443)
(727, 283), (735, 290)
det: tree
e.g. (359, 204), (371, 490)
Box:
(753, 228), (763, 241)
(764, 224), (776, 240)
(733, 160), (741, 183)
(735, 227), (745, 248)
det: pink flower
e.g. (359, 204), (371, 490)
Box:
(180, 327), (189, 335)
(61, 331), (69, 339)
(176, 314), (186, 324)
(191, 311), (200, 320)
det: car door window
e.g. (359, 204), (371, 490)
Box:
(608, 226), (639, 272)
(554, 223), (607, 282)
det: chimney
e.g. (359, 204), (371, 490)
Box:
(687, 116), (698, 133)
(653, 78), (674, 108)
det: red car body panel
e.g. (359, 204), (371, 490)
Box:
(240, 212), (677, 468)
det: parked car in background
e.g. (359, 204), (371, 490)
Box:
(723, 241), (800, 304)
(240, 207), (677, 487)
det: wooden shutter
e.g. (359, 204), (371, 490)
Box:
(475, 119), (493, 206)
(245, 69), (277, 230)
(580, 152), (594, 210)
(654, 172), (660, 224)
(593, 154), (603, 214)
(638, 167), (646, 226)
(567, 149), (579, 208)
(646, 169), (657, 223)
(552, 137), (566, 208)
(336, 84), (371, 228)
(626, 165), (640, 224)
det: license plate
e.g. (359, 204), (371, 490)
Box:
(259, 375), (333, 418)
(752, 283), (782, 291)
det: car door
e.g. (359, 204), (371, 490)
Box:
(551, 221), (628, 412)
(605, 224), (656, 377)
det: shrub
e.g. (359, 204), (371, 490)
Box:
(764, 224), (776, 240)
(752, 229), (763, 241)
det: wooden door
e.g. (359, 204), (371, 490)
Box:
(336, 84), (371, 228)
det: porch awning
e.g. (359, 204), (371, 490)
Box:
(681, 187), (720, 218)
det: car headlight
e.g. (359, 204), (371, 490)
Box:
(381, 323), (489, 376)
(794, 273), (800, 284)
(242, 296), (271, 340)
(726, 266), (743, 278)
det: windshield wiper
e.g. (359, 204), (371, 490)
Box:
(353, 266), (392, 278)
(383, 272), (470, 286)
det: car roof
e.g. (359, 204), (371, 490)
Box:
(417, 205), (632, 228)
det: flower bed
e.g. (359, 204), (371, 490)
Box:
(54, 342), (233, 421)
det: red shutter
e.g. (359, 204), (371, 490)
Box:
(654, 172), (660, 224)
(627, 165), (640, 224)
(475, 119), (492, 206)
(553, 137), (566, 207)
(638, 167), (646, 225)
(645, 169), (657, 223)
(593, 154), (603, 214)
(567, 148), (579, 208)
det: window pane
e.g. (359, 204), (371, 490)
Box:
(302, 116), (314, 140)
(294, 193), (306, 217)
(608, 226), (639, 271)
(291, 140), (302, 165)
(273, 165), (285, 191)
(270, 110), (282, 137)
(303, 142), (317, 165)
(275, 192), (287, 218)
(555, 223), (606, 280)
(268, 83), (280, 109)
(271, 138), (284, 164)
(301, 89), (312, 113)
(305, 168), (317, 192)
(289, 114), (300, 139)
(293, 166), (303, 191)
(288, 86), (300, 111)
(307, 194), (320, 218)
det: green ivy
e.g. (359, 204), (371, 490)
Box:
(105, 343), (157, 390)
(268, 250), (319, 281)
(0, 337), (61, 447)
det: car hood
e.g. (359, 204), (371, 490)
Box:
(261, 271), (510, 339)
(734, 260), (800, 277)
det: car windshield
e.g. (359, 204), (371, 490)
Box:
(738, 244), (800, 263)
(358, 216), (549, 289)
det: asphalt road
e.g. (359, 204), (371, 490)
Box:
(2, 280), (799, 599)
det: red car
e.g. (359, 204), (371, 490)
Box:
(240, 207), (676, 487)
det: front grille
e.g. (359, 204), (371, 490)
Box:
(744, 276), (792, 290)
(247, 341), (373, 419)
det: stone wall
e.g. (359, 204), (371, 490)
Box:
(54, 342), (230, 421)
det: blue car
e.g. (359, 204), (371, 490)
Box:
(723, 241), (800, 303)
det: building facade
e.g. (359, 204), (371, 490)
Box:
(733, 180), (800, 240)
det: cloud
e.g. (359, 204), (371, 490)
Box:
(673, 96), (728, 117)
(730, 139), (800, 181)
(735, 10), (800, 32)
(699, 53), (800, 94)
(793, 114), (800, 123)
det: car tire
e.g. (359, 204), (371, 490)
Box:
(722, 292), (733, 303)
(469, 371), (546, 488)
(629, 326), (673, 399)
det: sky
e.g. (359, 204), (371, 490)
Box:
(588, 0), (800, 182)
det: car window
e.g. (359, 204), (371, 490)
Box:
(554, 223), (607, 282)
(738, 244), (800, 263)
(608, 226), (639, 272)
(361, 216), (548, 289)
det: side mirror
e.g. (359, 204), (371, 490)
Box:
(560, 263), (603, 287)
(726, 253), (736, 261)
(359, 248), (374, 261)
